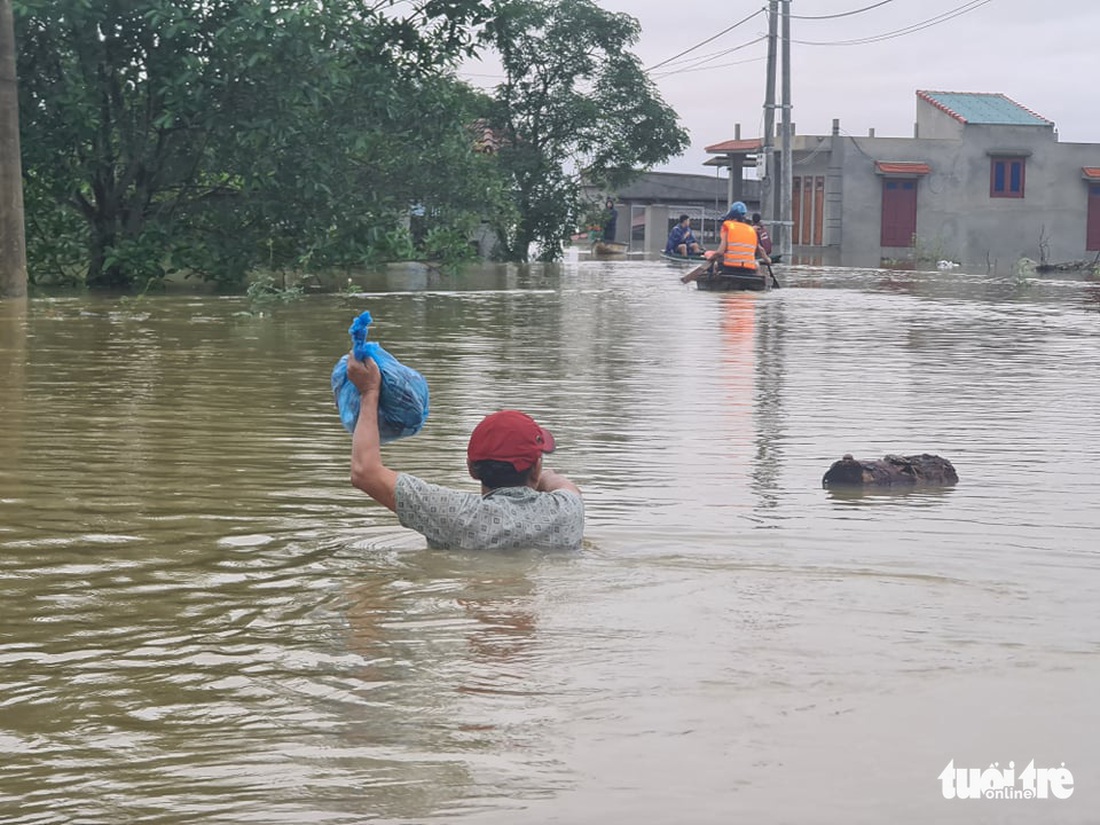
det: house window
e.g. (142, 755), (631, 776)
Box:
(990, 157), (1025, 198)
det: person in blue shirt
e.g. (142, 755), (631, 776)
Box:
(665, 215), (704, 256)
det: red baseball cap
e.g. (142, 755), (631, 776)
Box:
(467, 410), (556, 471)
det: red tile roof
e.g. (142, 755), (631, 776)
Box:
(875, 161), (931, 176)
(468, 118), (507, 154)
(705, 138), (763, 154)
(1083, 167), (1100, 180)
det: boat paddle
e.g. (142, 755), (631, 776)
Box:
(766, 262), (781, 289)
(681, 250), (717, 283)
(680, 262), (711, 283)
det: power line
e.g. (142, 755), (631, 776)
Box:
(653, 42), (767, 79)
(644, 0), (935, 79)
(653, 36), (767, 77)
(645, 8), (766, 72)
(790, 0), (897, 20)
(792, 0), (994, 46)
(654, 37), (765, 71)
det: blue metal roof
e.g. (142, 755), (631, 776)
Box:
(918, 91), (1052, 126)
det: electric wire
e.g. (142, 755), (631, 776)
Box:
(792, 0), (993, 47)
(653, 53), (767, 80)
(649, 0), (994, 77)
(790, 0), (897, 20)
(653, 38), (768, 79)
(645, 8), (766, 72)
(654, 37), (766, 71)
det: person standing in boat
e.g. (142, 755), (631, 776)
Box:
(707, 202), (771, 274)
(751, 212), (773, 256)
(664, 214), (704, 256)
(601, 198), (619, 242)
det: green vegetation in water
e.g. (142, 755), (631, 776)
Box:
(238, 274), (305, 317)
(910, 234), (954, 265)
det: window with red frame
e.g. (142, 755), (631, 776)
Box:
(990, 157), (1025, 198)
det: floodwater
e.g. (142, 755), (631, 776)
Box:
(1, 257), (1099, 823)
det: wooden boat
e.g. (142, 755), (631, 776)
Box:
(695, 267), (769, 291)
(592, 240), (628, 256)
(663, 251), (782, 265)
(661, 251), (707, 264)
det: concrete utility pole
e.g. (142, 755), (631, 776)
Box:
(779, 0), (793, 261)
(0, 0), (27, 299)
(760, 0), (778, 232)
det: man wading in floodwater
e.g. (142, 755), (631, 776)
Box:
(344, 354), (584, 551)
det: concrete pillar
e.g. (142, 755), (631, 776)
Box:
(644, 205), (674, 253)
(730, 163), (743, 204)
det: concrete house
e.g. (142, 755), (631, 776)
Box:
(583, 171), (762, 252)
(706, 90), (1100, 269)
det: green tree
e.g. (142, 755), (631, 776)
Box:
(483, 0), (687, 261)
(14, 0), (500, 288)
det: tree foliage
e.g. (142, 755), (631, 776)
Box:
(13, 0), (688, 285)
(484, 0), (687, 261)
(14, 0), (507, 288)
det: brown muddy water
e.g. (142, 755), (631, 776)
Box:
(1, 256), (1099, 823)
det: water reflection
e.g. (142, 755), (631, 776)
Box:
(343, 550), (541, 682)
(752, 296), (786, 513)
(339, 548), (564, 818)
(1083, 281), (1100, 313)
(708, 291), (788, 515)
(824, 485), (958, 506)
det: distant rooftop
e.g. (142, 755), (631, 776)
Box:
(601, 170), (738, 204)
(704, 138), (763, 154)
(917, 91), (1053, 127)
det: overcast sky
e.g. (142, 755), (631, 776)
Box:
(458, 0), (1100, 175)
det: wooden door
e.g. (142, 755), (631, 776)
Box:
(801, 177), (813, 245)
(813, 176), (825, 246)
(1088, 184), (1100, 252)
(792, 177), (802, 245)
(881, 179), (917, 247)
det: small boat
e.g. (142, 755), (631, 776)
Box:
(663, 251), (782, 265)
(661, 251), (708, 264)
(592, 240), (628, 256)
(695, 267), (769, 291)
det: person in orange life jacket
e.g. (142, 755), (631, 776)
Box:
(665, 214), (704, 256)
(705, 202), (770, 274)
(751, 212), (773, 255)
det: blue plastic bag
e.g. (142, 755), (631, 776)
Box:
(331, 310), (430, 442)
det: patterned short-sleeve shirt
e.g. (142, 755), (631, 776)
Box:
(394, 473), (584, 551)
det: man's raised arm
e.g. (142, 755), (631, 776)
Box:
(347, 354), (399, 511)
